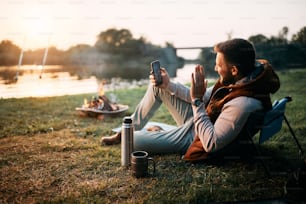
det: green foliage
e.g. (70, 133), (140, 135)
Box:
(248, 34), (269, 45)
(94, 28), (148, 57)
(292, 26), (306, 44)
(95, 28), (133, 51)
(249, 26), (289, 46)
(255, 44), (306, 69)
(197, 47), (217, 78)
(198, 26), (306, 71)
(247, 26), (306, 69)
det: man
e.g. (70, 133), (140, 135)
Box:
(100, 38), (280, 162)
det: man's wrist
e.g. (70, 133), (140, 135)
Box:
(191, 98), (203, 107)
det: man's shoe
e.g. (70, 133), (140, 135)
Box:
(100, 132), (121, 146)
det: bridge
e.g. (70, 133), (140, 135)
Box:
(174, 47), (208, 50)
(173, 46), (213, 56)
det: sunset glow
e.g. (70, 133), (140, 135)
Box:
(0, 0), (305, 50)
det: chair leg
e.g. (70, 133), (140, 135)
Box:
(247, 135), (271, 177)
(284, 115), (304, 157)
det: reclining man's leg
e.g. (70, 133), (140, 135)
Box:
(133, 118), (194, 155)
(132, 83), (193, 130)
(131, 84), (195, 154)
(101, 83), (195, 153)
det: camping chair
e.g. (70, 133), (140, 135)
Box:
(248, 96), (304, 176)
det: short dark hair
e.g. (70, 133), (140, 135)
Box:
(214, 38), (256, 76)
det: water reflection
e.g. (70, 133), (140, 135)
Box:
(0, 65), (151, 99)
(173, 64), (195, 84)
(174, 64), (216, 85)
(0, 64), (215, 99)
(0, 70), (99, 98)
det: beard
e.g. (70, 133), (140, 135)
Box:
(220, 75), (236, 86)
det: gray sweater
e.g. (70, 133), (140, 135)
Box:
(166, 79), (263, 153)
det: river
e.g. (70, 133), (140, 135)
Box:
(0, 64), (214, 99)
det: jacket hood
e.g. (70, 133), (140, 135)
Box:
(225, 59), (280, 110)
(232, 59), (280, 94)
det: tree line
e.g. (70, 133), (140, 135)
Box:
(0, 26), (305, 80)
(0, 28), (172, 66)
(0, 28), (184, 80)
(198, 26), (306, 77)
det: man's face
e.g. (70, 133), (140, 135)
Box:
(214, 52), (235, 85)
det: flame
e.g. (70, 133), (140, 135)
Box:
(83, 98), (89, 108)
(99, 82), (105, 96)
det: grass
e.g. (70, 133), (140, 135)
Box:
(0, 69), (305, 203)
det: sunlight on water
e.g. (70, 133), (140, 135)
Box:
(173, 64), (216, 85)
(173, 64), (195, 84)
(176, 50), (201, 60)
(0, 71), (98, 99)
(18, 64), (62, 71)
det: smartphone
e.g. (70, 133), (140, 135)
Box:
(150, 60), (163, 86)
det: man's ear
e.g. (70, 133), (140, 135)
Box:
(231, 65), (239, 76)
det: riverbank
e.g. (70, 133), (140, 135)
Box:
(0, 69), (305, 203)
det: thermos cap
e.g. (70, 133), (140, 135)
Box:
(123, 116), (132, 124)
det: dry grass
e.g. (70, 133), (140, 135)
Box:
(0, 130), (288, 203)
(1, 130), (118, 203)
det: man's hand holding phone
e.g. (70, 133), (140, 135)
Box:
(150, 60), (169, 88)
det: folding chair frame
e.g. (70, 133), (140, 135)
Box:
(247, 96), (304, 177)
(283, 114), (304, 156)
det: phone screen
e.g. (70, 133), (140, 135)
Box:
(150, 60), (162, 85)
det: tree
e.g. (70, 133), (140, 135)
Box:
(67, 44), (91, 53)
(248, 34), (269, 45)
(198, 48), (217, 77)
(0, 40), (21, 65)
(292, 26), (306, 44)
(276, 26), (289, 44)
(94, 28), (133, 53)
(94, 28), (152, 57)
(279, 26), (289, 40)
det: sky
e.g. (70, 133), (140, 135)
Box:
(0, 0), (305, 53)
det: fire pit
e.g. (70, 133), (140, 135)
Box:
(75, 83), (128, 118)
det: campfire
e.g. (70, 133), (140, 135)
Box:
(82, 82), (119, 111)
(76, 81), (128, 119)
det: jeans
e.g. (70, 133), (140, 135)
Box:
(131, 83), (195, 155)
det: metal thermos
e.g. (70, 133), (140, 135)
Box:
(121, 116), (134, 167)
